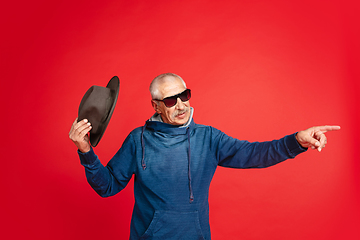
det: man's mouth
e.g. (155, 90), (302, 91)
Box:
(174, 109), (188, 118)
(176, 112), (186, 117)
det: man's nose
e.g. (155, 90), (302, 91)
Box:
(175, 98), (185, 109)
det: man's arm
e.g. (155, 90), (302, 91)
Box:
(213, 125), (340, 169)
(69, 118), (134, 197)
(215, 132), (305, 168)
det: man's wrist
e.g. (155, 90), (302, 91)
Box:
(77, 143), (91, 153)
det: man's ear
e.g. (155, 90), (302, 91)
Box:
(151, 100), (161, 113)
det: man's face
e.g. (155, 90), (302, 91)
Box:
(152, 77), (191, 125)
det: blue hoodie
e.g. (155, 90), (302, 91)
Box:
(78, 114), (306, 239)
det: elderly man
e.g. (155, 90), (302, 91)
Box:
(69, 73), (340, 240)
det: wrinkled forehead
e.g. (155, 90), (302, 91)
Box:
(158, 77), (186, 99)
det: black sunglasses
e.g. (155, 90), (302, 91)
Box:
(154, 89), (191, 108)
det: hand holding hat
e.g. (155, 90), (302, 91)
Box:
(69, 118), (92, 153)
(69, 76), (120, 152)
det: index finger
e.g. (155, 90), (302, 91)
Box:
(315, 125), (341, 133)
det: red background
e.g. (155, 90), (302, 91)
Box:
(1, 0), (359, 239)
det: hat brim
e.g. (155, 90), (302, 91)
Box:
(89, 76), (120, 147)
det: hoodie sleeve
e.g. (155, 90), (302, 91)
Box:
(78, 134), (136, 197)
(210, 127), (307, 168)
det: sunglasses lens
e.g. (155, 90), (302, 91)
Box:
(163, 98), (177, 107)
(179, 89), (191, 102)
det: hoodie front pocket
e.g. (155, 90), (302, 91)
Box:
(140, 210), (205, 240)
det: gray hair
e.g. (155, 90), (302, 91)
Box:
(149, 73), (186, 100)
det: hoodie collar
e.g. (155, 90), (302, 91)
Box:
(142, 107), (195, 203)
(145, 108), (195, 135)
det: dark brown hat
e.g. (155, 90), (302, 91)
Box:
(78, 76), (120, 147)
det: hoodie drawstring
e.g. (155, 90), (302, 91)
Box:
(141, 124), (146, 170)
(187, 127), (194, 203)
